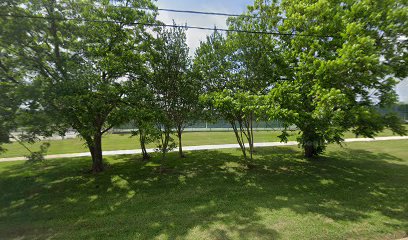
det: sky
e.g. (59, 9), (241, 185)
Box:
(156, 0), (252, 55)
(155, 0), (408, 103)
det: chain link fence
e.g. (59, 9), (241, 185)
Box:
(10, 105), (408, 141)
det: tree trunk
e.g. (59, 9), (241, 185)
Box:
(302, 129), (321, 159)
(139, 131), (150, 161)
(161, 130), (170, 161)
(230, 121), (247, 160)
(90, 133), (104, 173)
(304, 144), (318, 158)
(157, 129), (171, 172)
(248, 113), (254, 160)
(177, 125), (185, 158)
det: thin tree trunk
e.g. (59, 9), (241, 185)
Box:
(139, 130), (150, 161)
(242, 114), (254, 161)
(249, 113), (254, 160)
(230, 120), (247, 159)
(158, 129), (171, 172)
(161, 129), (170, 161)
(177, 125), (185, 158)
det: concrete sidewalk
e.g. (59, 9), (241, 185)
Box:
(0, 136), (407, 163)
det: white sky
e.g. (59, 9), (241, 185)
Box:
(156, 0), (251, 56)
(396, 79), (408, 103)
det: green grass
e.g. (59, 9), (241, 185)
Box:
(2, 131), (286, 158)
(0, 140), (407, 239)
(1, 127), (405, 158)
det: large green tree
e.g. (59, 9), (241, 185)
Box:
(261, 0), (407, 157)
(1, 0), (157, 172)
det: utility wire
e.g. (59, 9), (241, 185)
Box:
(0, 14), (338, 38)
(72, 2), (298, 21)
(72, 2), (308, 22)
(145, 7), (308, 22)
(116, 5), (248, 18)
(156, 8), (247, 18)
(118, 6), (301, 22)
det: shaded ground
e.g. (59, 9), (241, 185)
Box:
(0, 140), (407, 239)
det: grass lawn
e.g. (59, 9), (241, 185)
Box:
(0, 140), (407, 239)
(1, 131), (287, 158)
(1, 127), (405, 158)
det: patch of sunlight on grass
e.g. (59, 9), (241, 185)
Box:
(190, 201), (217, 213)
(320, 179), (335, 185)
(64, 197), (78, 203)
(88, 195), (98, 202)
(275, 196), (289, 201)
(178, 175), (187, 184)
(154, 233), (169, 240)
(222, 161), (241, 168)
(145, 162), (161, 167)
(111, 175), (129, 190)
(10, 199), (25, 209)
(127, 190), (136, 199)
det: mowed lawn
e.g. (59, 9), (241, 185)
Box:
(1, 127), (405, 158)
(0, 140), (407, 239)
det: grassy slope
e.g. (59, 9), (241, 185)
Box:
(1, 127), (404, 158)
(0, 140), (407, 239)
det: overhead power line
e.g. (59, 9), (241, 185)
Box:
(145, 7), (308, 22)
(0, 14), (338, 38)
(157, 8), (246, 18)
(75, 2), (301, 21)
(69, 2), (310, 22)
(137, 6), (247, 18)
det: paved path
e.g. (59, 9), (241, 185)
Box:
(1, 136), (407, 163)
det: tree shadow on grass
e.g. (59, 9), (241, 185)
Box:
(256, 147), (408, 222)
(0, 146), (407, 239)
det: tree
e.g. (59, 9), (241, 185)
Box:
(200, 90), (260, 161)
(0, 77), (19, 153)
(150, 25), (197, 159)
(195, 9), (283, 162)
(125, 79), (158, 161)
(261, 0), (407, 157)
(1, 1), (19, 152)
(195, 31), (256, 161)
(129, 109), (159, 161)
(0, 0), (36, 153)
(173, 69), (201, 158)
(0, 55), (21, 153)
(132, 118), (158, 161)
(1, 0), (157, 172)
